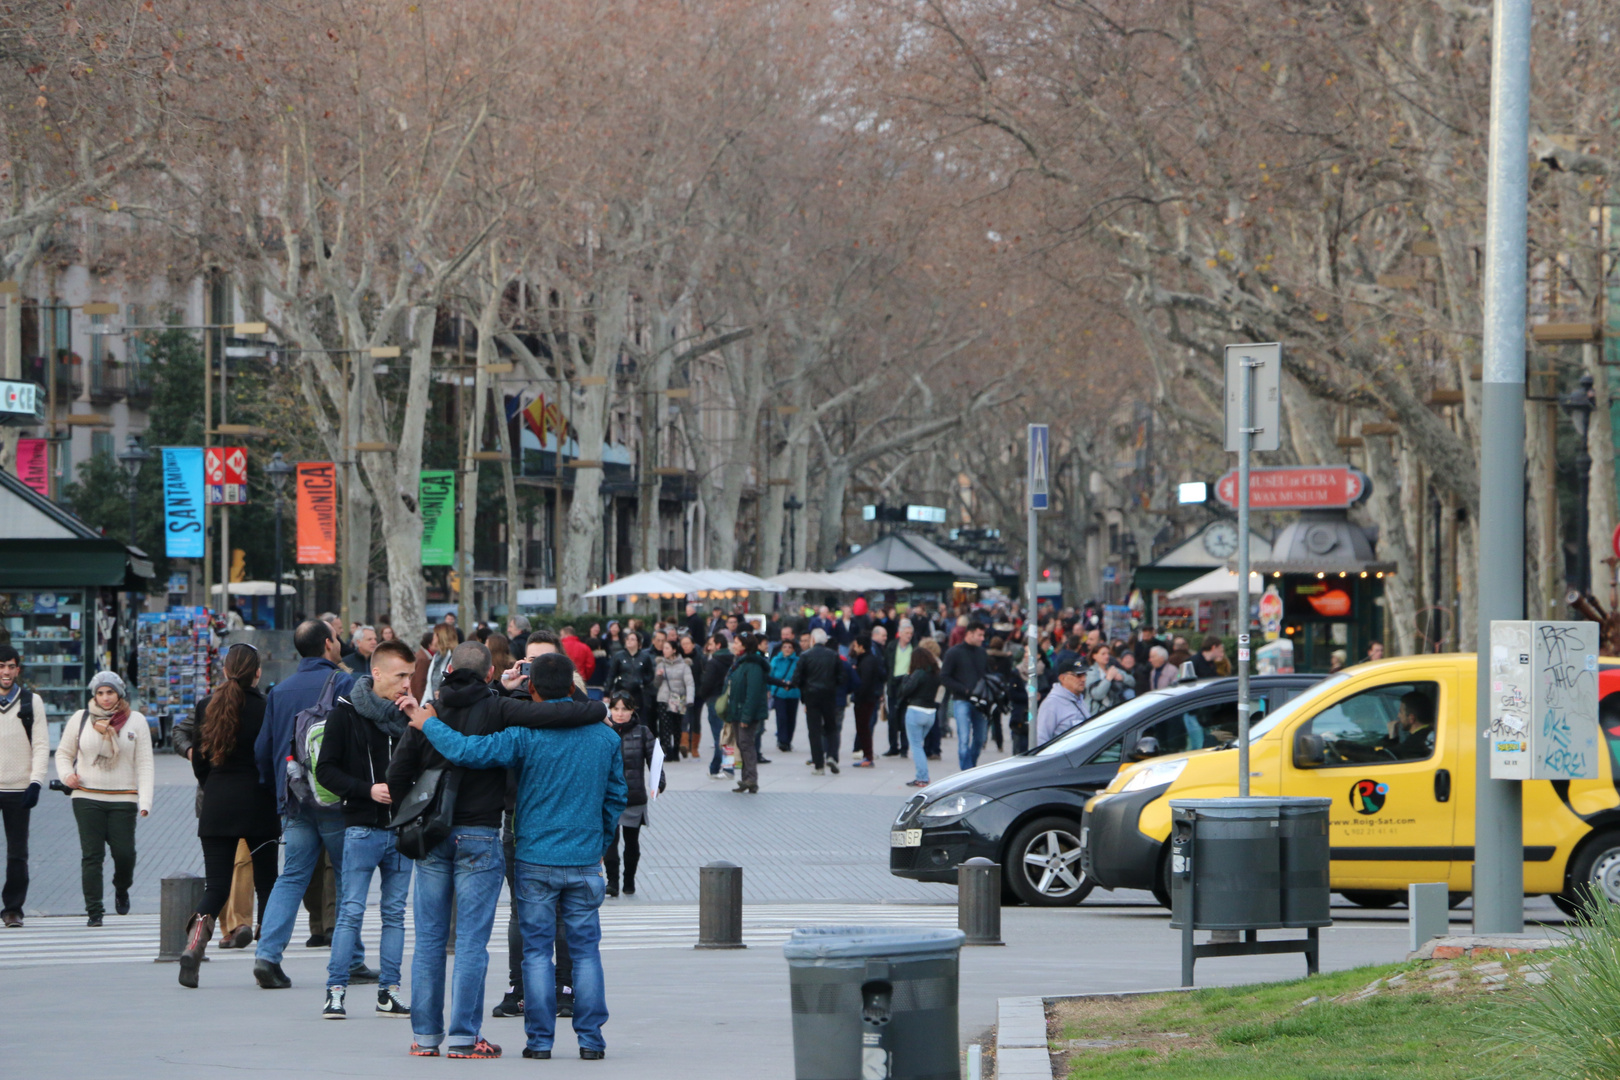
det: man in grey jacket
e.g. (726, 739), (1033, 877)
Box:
(1034, 661), (1090, 746)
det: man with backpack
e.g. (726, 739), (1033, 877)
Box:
(251, 619), (369, 990)
(0, 645), (48, 927)
(311, 638), (418, 1021)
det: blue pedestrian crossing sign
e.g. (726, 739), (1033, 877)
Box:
(1028, 424), (1049, 510)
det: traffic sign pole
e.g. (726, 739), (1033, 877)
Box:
(1028, 425), (1048, 713)
(1225, 344), (1280, 798)
(1474, 0), (1531, 936)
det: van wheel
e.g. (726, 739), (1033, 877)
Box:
(1558, 832), (1620, 915)
(1340, 890), (1402, 909)
(1005, 817), (1094, 906)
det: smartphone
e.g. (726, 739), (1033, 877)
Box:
(520, 661), (531, 679)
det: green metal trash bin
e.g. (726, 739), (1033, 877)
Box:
(1277, 797), (1333, 928)
(783, 925), (966, 1080)
(1169, 797), (1285, 930)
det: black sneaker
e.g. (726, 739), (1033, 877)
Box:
(86, 914), (103, 927)
(827, 759), (840, 774)
(580, 1048), (605, 1060)
(557, 988), (574, 1017)
(376, 985), (410, 1017)
(447, 1039), (501, 1059)
(305, 932), (324, 947)
(756, 755), (772, 764)
(492, 991), (524, 1018)
(348, 963), (380, 984)
(521, 1049), (551, 1060)
(323, 986), (347, 1019)
(115, 889), (130, 916)
(254, 959), (292, 989)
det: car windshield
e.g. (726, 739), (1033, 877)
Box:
(1030, 684), (1200, 757)
(1248, 673), (1353, 741)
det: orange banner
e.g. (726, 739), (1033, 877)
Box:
(296, 462), (337, 564)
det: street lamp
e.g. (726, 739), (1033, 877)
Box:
(267, 450), (296, 630)
(783, 494), (804, 572)
(116, 435), (152, 547)
(1561, 372), (1596, 595)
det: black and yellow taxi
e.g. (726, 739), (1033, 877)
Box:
(1082, 654), (1620, 911)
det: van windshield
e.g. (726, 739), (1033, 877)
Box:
(1247, 673), (1352, 741)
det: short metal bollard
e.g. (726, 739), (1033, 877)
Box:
(1408, 882), (1449, 953)
(957, 858), (1003, 946)
(696, 861), (745, 949)
(155, 873), (205, 962)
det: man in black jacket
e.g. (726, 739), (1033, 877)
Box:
(851, 637), (886, 767)
(792, 629), (844, 774)
(385, 640), (604, 1059)
(940, 624), (991, 770)
(606, 632), (655, 723)
(696, 633), (733, 778)
(314, 639), (419, 1020)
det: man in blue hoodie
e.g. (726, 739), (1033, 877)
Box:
(251, 619), (362, 990)
(406, 652), (626, 1061)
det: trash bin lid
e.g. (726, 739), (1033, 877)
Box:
(781, 925), (967, 961)
(1170, 796), (1331, 819)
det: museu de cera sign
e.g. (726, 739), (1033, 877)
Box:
(1214, 466), (1367, 510)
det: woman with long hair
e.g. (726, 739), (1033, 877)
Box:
(426, 623), (458, 697)
(896, 644), (942, 787)
(486, 634), (514, 683)
(652, 637), (693, 762)
(175, 642), (280, 987)
(54, 670), (152, 926)
(603, 693), (664, 897)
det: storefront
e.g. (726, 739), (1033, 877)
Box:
(0, 470), (153, 746)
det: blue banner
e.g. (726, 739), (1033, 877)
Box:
(162, 447), (205, 558)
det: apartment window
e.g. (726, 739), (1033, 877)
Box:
(92, 430), (114, 460)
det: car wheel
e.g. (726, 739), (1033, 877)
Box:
(1151, 846), (1172, 910)
(1340, 890), (1402, 909)
(1005, 816), (1094, 907)
(1559, 831), (1620, 915)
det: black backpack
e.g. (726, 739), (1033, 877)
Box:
(9, 686), (34, 741)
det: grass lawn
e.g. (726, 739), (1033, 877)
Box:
(1048, 954), (1540, 1080)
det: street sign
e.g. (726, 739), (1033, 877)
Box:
(205, 447), (248, 505)
(1224, 343), (1281, 452)
(1028, 424), (1049, 510)
(1214, 465), (1367, 510)
(1489, 620), (1600, 780)
(0, 380), (43, 426)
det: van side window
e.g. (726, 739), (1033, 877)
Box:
(1296, 682), (1440, 767)
(1600, 693), (1620, 770)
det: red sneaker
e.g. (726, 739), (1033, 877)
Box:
(409, 1044), (439, 1057)
(447, 1039), (502, 1059)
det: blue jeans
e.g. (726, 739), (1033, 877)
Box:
(326, 825), (411, 988)
(905, 707), (935, 782)
(411, 826), (504, 1048)
(954, 700), (989, 771)
(773, 697), (799, 750)
(707, 700), (731, 775)
(924, 705), (943, 758)
(515, 862), (608, 1053)
(255, 805), (365, 968)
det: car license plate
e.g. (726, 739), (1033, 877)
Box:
(891, 829), (922, 848)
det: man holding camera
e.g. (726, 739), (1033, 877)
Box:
(0, 646), (48, 927)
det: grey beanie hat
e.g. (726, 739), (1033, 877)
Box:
(88, 670), (127, 698)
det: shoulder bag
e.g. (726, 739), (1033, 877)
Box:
(391, 765), (461, 860)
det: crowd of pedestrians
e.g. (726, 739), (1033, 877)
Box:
(0, 591), (1223, 1059)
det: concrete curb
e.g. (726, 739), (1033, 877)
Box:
(995, 989), (1196, 1079)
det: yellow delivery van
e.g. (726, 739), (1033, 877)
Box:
(1081, 654), (1620, 911)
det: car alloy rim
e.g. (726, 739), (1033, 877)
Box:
(1592, 848), (1620, 904)
(1022, 828), (1085, 897)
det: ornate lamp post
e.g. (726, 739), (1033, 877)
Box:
(116, 435), (152, 546)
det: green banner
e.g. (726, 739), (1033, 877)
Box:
(420, 470), (456, 566)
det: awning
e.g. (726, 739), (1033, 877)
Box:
(1167, 567), (1265, 602)
(0, 539), (140, 588)
(583, 568), (785, 599)
(210, 581), (297, 597)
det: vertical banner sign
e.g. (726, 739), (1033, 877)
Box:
(420, 470), (456, 566)
(205, 447), (224, 506)
(1028, 424), (1049, 510)
(205, 447), (248, 505)
(296, 462), (338, 565)
(15, 437), (48, 496)
(161, 447), (205, 558)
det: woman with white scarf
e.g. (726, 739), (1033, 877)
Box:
(55, 671), (153, 926)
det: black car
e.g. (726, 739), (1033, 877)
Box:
(889, 674), (1322, 906)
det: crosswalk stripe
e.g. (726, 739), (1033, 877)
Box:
(0, 903), (957, 969)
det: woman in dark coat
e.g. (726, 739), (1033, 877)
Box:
(724, 632), (769, 794)
(697, 633), (734, 779)
(604, 693), (665, 897)
(178, 642), (280, 987)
